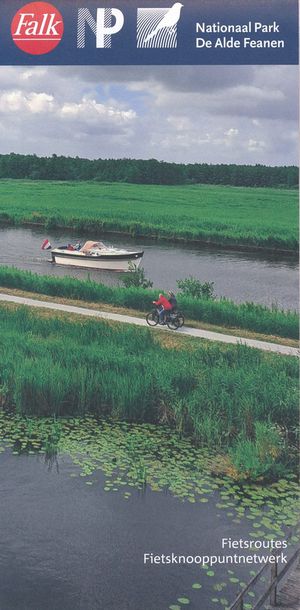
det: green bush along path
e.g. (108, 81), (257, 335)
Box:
(0, 180), (298, 252)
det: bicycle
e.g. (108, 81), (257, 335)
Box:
(146, 308), (184, 330)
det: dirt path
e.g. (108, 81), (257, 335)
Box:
(0, 292), (298, 357)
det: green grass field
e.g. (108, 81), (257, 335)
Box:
(0, 180), (298, 251)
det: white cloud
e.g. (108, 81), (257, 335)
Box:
(247, 138), (266, 152)
(224, 128), (239, 137)
(0, 89), (55, 114)
(59, 97), (136, 124)
(167, 115), (192, 131)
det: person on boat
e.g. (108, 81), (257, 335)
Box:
(167, 291), (177, 311)
(153, 293), (172, 324)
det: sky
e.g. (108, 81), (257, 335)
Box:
(0, 65), (298, 165)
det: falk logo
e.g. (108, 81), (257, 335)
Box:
(137, 3), (184, 49)
(11, 2), (64, 55)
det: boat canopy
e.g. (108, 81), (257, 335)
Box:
(80, 241), (105, 253)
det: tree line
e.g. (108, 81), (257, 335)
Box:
(0, 153), (297, 188)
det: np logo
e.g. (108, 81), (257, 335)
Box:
(77, 8), (124, 49)
(137, 3), (184, 49)
(11, 2), (64, 55)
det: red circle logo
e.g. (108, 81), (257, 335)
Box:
(11, 2), (64, 55)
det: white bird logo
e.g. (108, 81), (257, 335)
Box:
(144, 3), (184, 43)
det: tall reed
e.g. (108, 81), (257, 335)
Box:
(0, 306), (298, 451)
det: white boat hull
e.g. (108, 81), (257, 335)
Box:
(51, 250), (143, 271)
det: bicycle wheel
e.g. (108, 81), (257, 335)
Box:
(167, 314), (180, 330)
(146, 310), (159, 326)
(177, 311), (185, 328)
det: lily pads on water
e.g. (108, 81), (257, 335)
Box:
(0, 409), (299, 593)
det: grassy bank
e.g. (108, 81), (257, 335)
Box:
(0, 305), (298, 480)
(0, 179), (298, 252)
(0, 266), (297, 339)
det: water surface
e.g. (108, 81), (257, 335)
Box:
(0, 416), (298, 610)
(0, 226), (298, 310)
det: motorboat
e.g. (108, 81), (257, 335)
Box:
(50, 241), (144, 271)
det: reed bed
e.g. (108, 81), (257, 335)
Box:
(0, 305), (297, 435)
(1, 305), (298, 479)
(0, 266), (297, 339)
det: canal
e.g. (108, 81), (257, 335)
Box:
(0, 226), (298, 310)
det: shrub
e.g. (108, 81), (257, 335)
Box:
(177, 276), (215, 300)
(121, 263), (153, 289)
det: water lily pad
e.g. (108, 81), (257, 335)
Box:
(177, 598), (190, 605)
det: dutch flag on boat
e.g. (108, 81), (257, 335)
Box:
(41, 239), (52, 250)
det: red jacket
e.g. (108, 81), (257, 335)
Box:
(154, 295), (172, 310)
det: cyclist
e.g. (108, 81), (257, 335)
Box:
(167, 291), (177, 311)
(153, 293), (172, 324)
